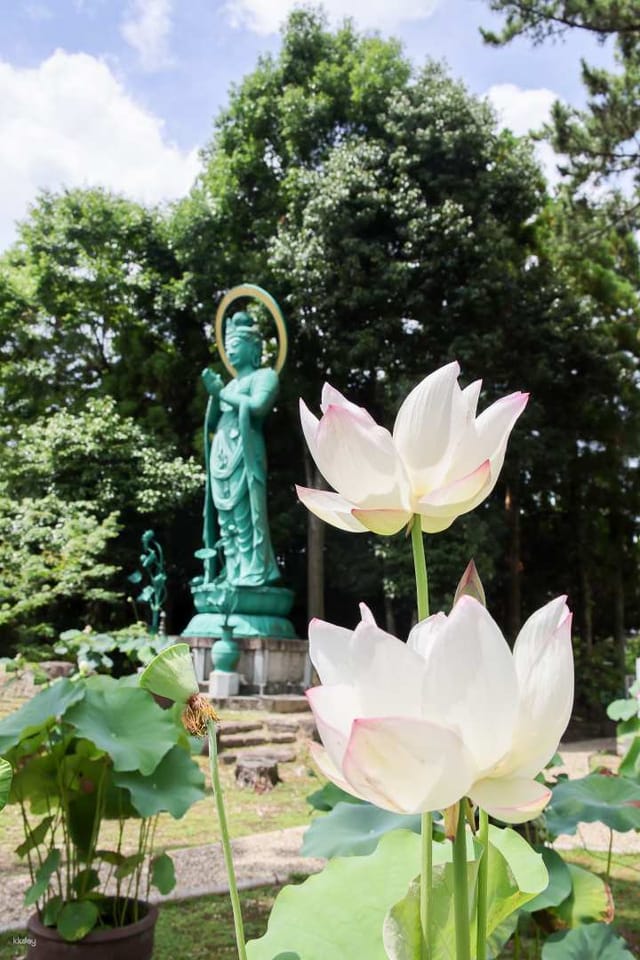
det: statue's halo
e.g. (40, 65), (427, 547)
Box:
(215, 283), (288, 376)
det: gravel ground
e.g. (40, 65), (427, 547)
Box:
(1, 739), (638, 933)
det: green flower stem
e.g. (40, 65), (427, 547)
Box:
(476, 808), (489, 960)
(453, 802), (471, 960)
(207, 719), (247, 960)
(410, 516), (430, 621)
(411, 516), (432, 958)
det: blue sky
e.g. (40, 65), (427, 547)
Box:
(0, 0), (613, 249)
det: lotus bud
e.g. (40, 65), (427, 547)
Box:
(453, 560), (486, 608)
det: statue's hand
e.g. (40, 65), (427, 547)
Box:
(202, 368), (223, 396)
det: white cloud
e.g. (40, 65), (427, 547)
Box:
(224, 0), (441, 34)
(0, 50), (200, 250)
(485, 83), (561, 184)
(120, 0), (174, 71)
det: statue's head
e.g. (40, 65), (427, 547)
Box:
(225, 311), (262, 370)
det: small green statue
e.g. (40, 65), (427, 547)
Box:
(128, 529), (167, 634)
(202, 311), (280, 587)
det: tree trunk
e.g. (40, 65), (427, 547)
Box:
(384, 593), (397, 635)
(576, 509), (593, 654)
(505, 478), (522, 643)
(304, 450), (325, 621)
(610, 511), (626, 678)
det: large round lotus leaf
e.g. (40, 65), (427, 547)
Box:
(619, 736), (640, 780)
(545, 774), (640, 835)
(521, 848), (572, 913)
(301, 801), (422, 858)
(139, 643), (198, 703)
(0, 678), (85, 754)
(383, 827), (546, 960)
(485, 826), (548, 930)
(247, 830), (422, 960)
(113, 744), (205, 817)
(542, 924), (635, 959)
(550, 863), (612, 927)
(0, 758), (11, 811)
(65, 685), (179, 774)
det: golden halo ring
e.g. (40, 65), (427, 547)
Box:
(214, 283), (288, 377)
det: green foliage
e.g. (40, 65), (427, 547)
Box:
(0, 396), (202, 650)
(545, 773), (640, 835)
(0, 674), (203, 939)
(248, 827), (547, 960)
(0, 494), (120, 644)
(54, 624), (170, 677)
(301, 801), (422, 858)
(542, 923), (636, 959)
(482, 1), (640, 201)
(0, 757), (11, 811)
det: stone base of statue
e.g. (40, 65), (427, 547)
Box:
(183, 582), (297, 640)
(189, 634), (311, 692)
(209, 670), (240, 698)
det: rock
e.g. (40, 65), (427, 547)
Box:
(235, 757), (280, 792)
(40, 661), (74, 679)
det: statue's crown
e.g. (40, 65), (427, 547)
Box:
(226, 310), (260, 341)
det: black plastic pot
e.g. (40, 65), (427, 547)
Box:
(26, 900), (158, 959)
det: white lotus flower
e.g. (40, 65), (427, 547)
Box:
(307, 596), (573, 823)
(296, 361), (528, 535)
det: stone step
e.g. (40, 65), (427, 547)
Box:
(218, 720), (264, 735)
(219, 745), (298, 766)
(219, 732), (271, 749)
(213, 695), (310, 714)
(219, 730), (298, 749)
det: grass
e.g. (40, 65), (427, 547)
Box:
(0, 749), (319, 870)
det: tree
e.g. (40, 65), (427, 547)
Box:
(0, 397), (203, 651)
(0, 188), (210, 451)
(482, 1), (640, 211)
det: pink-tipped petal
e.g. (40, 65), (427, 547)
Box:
(393, 361), (463, 493)
(343, 715), (475, 814)
(316, 404), (410, 508)
(446, 391), (529, 501)
(507, 597), (574, 778)
(308, 618), (354, 686)
(469, 777), (551, 824)
(320, 383), (376, 426)
(351, 507), (411, 535)
(306, 684), (358, 770)
(308, 741), (367, 801)
(417, 460), (492, 516)
(295, 485), (369, 533)
(358, 603), (376, 625)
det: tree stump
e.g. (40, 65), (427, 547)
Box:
(234, 756), (280, 793)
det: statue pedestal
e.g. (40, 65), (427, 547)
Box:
(188, 634), (310, 693)
(209, 671), (240, 698)
(183, 583), (296, 640)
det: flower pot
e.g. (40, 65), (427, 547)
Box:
(212, 625), (240, 672)
(26, 899), (158, 960)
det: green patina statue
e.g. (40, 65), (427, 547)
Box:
(183, 284), (295, 642)
(201, 311), (280, 587)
